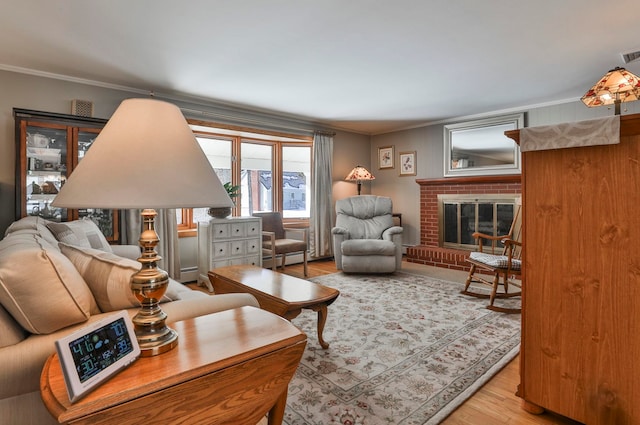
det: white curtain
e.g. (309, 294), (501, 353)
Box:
(310, 131), (334, 258)
(121, 209), (181, 279)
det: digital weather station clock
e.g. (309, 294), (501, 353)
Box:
(55, 310), (141, 402)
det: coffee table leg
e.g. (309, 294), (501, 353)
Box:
(314, 304), (330, 349)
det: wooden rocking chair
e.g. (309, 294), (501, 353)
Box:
(461, 201), (522, 314)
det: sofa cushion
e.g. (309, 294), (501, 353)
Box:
(4, 216), (59, 247)
(59, 243), (181, 312)
(341, 239), (396, 256)
(0, 234), (95, 334)
(47, 219), (112, 252)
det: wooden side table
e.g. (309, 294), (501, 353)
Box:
(40, 306), (307, 425)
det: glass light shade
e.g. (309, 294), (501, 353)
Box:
(345, 165), (375, 182)
(345, 165), (375, 196)
(581, 67), (640, 109)
(52, 98), (233, 210)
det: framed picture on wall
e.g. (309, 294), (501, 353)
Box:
(399, 151), (416, 176)
(378, 146), (394, 169)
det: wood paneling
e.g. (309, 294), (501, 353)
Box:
(513, 114), (640, 424)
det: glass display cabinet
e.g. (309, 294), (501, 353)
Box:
(14, 108), (120, 243)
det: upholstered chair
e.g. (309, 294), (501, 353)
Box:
(332, 195), (403, 273)
(252, 211), (308, 276)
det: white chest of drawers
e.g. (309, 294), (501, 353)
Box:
(197, 217), (262, 291)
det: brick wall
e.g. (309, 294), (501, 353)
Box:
(406, 175), (521, 270)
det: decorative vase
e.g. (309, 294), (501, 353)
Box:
(207, 207), (232, 219)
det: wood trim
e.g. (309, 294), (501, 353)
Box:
(416, 175), (521, 186)
(14, 108), (107, 126)
(187, 118), (313, 141)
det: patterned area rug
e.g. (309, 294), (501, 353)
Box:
(284, 271), (521, 425)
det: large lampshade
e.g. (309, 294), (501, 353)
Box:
(53, 98), (233, 356)
(53, 98), (233, 209)
(345, 165), (375, 195)
(581, 67), (640, 115)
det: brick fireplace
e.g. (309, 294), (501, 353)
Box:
(406, 175), (521, 271)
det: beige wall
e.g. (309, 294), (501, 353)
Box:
(4, 68), (639, 267)
(0, 70), (128, 235)
(370, 101), (640, 247)
(332, 130), (372, 199)
(0, 70), (372, 237)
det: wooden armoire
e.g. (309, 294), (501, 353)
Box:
(506, 114), (640, 425)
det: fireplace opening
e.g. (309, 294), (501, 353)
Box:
(438, 194), (519, 251)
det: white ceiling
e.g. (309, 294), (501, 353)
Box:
(1, 0), (640, 135)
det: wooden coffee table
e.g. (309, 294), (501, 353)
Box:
(40, 307), (306, 425)
(208, 265), (340, 349)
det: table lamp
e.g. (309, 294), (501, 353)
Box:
(52, 98), (233, 356)
(345, 165), (375, 195)
(581, 66), (640, 115)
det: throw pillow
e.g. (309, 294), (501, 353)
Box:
(0, 234), (96, 334)
(47, 219), (113, 252)
(59, 243), (181, 312)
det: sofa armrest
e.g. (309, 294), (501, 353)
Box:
(0, 292), (260, 401)
(162, 293), (259, 323)
(111, 244), (141, 260)
(0, 312), (138, 400)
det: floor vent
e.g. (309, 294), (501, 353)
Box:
(622, 50), (640, 64)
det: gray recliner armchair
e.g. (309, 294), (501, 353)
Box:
(332, 195), (403, 273)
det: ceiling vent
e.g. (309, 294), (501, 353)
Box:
(622, 50), (640, 64)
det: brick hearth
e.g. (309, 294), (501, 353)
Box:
(406, 175), (521, 271)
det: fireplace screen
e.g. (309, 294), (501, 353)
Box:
(439, 195), (517, 250)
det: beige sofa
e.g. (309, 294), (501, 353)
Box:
(0, 217), (259, 425)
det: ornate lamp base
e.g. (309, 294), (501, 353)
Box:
(131, 209), (178, 356)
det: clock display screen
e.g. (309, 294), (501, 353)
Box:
(68, 317), (135, 383)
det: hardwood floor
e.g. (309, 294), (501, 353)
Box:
(194, 259), (581, 425)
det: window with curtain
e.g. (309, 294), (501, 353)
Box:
(177, 120), (312, 235)
(282, 145), (311, 218)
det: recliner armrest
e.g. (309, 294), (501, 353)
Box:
(331, 226), (349, 236)
(382, 226), (403, 239)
